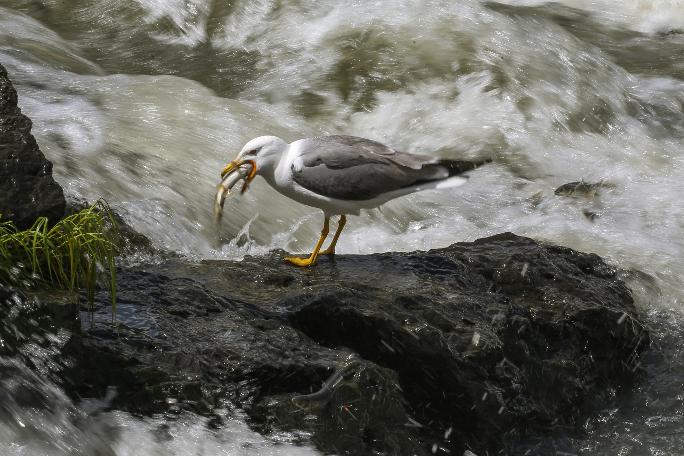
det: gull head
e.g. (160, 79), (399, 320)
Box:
(222, 135), (287, 178)
(218, 135), (287, 195)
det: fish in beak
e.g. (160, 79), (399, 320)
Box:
(213, 159), (257, 221)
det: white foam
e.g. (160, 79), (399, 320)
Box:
(132, 0), (210, 45)
(112, 411), (320, 456)
(497, 0), (684, 34)
(0, 355), (320, 456)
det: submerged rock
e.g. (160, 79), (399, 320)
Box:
(0, 63), (65, 228)
(554, 180), (615, 198)
(67, 233), (647, 455)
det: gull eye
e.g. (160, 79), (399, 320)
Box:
(246, 146), (262, 156)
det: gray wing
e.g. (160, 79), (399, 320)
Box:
(291, 135), (451, 201)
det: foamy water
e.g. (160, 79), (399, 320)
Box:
(0, 357), (319, 456)
(1, 0), (684, 453)
(498, 0), (684, 33)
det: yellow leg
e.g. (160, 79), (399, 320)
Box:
(285, 216), (330, 267)
(320, 215), (346, 255)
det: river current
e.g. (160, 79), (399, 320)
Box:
(1, 0), (684, 454)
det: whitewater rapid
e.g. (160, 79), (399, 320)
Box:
(1, 0), (684, 454)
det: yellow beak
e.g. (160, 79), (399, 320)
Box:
(221, 159), (242, 179)
(220, 158), (258, 193)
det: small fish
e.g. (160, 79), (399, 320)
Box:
(554, 180), (615, 198)
(213, 164), (252, 222)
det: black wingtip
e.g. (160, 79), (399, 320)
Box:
(437, 157), (493, 177)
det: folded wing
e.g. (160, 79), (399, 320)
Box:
(291, 135), (487, 201)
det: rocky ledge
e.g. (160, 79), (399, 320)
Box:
(64, 233), (647, 455)
(0, 62), (65, 228)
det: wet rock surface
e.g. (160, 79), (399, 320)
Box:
(64, 233), (648, 455)
(0, 283), (79, 362)
(0, 63), (65, 228)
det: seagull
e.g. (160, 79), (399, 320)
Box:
(218, 135), (489, 267)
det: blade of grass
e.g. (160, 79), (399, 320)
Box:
(0, 201), (119, 319)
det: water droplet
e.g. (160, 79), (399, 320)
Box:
(444, 426), (452, 439)
(521, 262), (529, 277)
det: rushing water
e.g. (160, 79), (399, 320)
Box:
(0, 358), (321, 456)
(1, 0), (684, 454)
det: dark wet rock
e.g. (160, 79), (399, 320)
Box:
(0, 283), (79, 360)
(0, 63), (65, 228)
(64, 233), (647, 455)
(0, 280), (82, 446)
(0, 284), (36, 358)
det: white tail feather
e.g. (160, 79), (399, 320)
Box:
(434, 176), (468, 189)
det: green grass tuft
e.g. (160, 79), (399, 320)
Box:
(0, 201), (118, 319)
